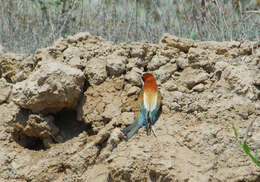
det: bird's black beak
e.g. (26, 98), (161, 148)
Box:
(136, 71), (143, 76)
(136, 71), (144, 85)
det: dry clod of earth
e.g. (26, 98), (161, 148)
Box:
(0, 32), (260, 182)
(12, 61), (85, 113)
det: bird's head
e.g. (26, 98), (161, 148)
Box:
(137, 72), (157, 89)
(142, 73), (156, 82)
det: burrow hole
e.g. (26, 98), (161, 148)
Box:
(13, 109), (94, 151)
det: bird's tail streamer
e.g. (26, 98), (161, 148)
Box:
(122, 116), (143, 141)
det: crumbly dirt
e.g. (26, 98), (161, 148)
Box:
(0, 32), (260, 182)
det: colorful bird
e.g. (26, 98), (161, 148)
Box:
(123, 72), (162, 141)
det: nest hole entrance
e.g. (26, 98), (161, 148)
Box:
(12, 132), (46, 151)
(53, 109), (95, 142)
(12, 108), (94, 151)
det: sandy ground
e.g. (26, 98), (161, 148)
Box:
(0, 32), (260, 181)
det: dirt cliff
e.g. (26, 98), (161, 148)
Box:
(0, 32), (260, 182)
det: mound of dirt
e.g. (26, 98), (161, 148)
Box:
(0, 32), (260, 182)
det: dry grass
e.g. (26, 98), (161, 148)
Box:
(0, 0), (259, 53)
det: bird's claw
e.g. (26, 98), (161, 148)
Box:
(146, 123), (150, 135)
(151, 126), (157, 138)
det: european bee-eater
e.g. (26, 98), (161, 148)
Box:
(123, 72), (162, 141)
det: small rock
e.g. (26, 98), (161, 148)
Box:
(197, 59), (215, 73)
(177, 85), (189, 93)
(126, 58), (138, 70)
(147, 55), (168, 71)
(0, 78), (11, 104)
(135, 57), (150, 68)
(63, 46), (82, 58)
(67, 35), (78, 44)
(181, 67), (208, 89)
(193, 83), (205, 92)
(127, 86), (139, 96)
(13, 71), (27, 82)
(125, 68), (142, 86)
(129, 42), (146, 58)
(106, 54), (127, 76)
(160, 47), (180, 58)
(52, 37), (68, 52)
(85, 58), (107, 85)
(170, 102), (181, 111)
(68, 56), (84, 69)
(67, 32), (91, 43)
(170, 59), (176, 63)
(160, 33), (195, 52)
(164, 80), (178, 91)
(188, 47), (208, 63)
(176, 57), (189, 69)
(228, 48), (239, 57)
(253, 74), (260, 86)
(154, 63), (177, 84)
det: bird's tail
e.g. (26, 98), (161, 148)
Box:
(122, 116), (143, 141)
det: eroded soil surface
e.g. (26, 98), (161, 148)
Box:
(0, 32), (260, 182)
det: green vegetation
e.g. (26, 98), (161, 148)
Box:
(232, 123), (260, 167)
(0, 0), (259, 53)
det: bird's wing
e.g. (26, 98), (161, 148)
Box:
(138, 90), (144, 105)
(157, 90), (162, 105)
(150, 91), (162, 125)
(138, 90), (147, 126)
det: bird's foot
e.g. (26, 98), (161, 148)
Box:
(151, 126), (157, 138)
(146, 122), (150, 135)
